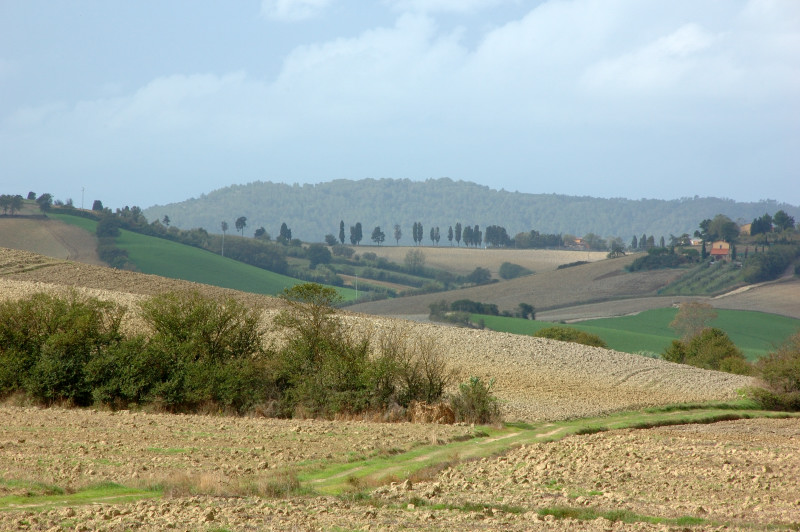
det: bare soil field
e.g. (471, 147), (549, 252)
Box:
(358, 245), (607, 277)
(0, 217), (104, 266)
(1, 246), (795, 530)
(1, 406), (797, 530)
(350, 254), (687, 316)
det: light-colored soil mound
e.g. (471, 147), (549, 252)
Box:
(352, 317), (751, 422)
(0, 216), (104, 266)
(711, 276), (800, 319)
(0, 247), (285, 311)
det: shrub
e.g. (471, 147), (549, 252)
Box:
(449, 377), (501, 424)
(0, 292), (126, 405)
(749, 332), (800, 410)
(662, 327), (751, 375)
(499, 262), (533, 280)
(743, 244), (800, 283)
(534, 326), (608, 348)
(135, 291), (267, 411)
(272, 283), (381, 416)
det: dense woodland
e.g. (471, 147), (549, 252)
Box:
(142, 178), (800, 243)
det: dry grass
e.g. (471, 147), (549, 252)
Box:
(357, 245), (607, 277)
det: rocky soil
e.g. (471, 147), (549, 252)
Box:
(1, 406), (797, 530)
(0, 246), (794, 530)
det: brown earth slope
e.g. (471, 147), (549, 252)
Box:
(0, 246), (751, 423)
(0, 216), (104, 266)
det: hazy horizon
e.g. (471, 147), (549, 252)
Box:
(2, 1), (798, 210)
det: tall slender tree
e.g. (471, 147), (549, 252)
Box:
(394, 224), (402, 245)
(448, 226), (454, 246)
(455, 222), (462, 246)
(339, 220), (345, 244)
(220, 221), (228, 256)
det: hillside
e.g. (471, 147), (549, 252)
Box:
(6, 246), (800, 531)
(0, 215), (103, 266)
(0, 246), (750, 422)
(142, 178), (800, 242)
(349, 254), (688, 316)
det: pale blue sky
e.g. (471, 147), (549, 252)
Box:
(1, 0), (798, 210)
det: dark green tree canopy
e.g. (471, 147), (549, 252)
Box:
(371, 226), (385, 246)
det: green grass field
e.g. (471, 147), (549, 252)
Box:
(50, 214), (357, 300)
(476, 308), (800, 361)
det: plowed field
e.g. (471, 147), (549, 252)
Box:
(0, 246), (796, 531)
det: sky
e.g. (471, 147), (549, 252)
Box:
(1, 0), (798, 210)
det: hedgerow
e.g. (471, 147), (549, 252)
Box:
(0, 284), (473, 421)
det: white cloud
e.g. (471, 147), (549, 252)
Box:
(260, 0), (332, 21)
(385, 0), (511, 14)
(582, 23), (722, 92)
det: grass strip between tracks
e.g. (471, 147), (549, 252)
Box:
(301, 400), (797, 495)
(0, 400), (796, 511)
(0, 481), (159, 512)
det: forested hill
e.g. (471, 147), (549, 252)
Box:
(142, 178), (799, 243)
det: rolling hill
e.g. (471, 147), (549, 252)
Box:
(142, 178), (800, 243)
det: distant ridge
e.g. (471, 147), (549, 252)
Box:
(143, 178), (799, 243)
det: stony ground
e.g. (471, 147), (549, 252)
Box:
(0, 246), (794, 530)
(1, 406), (797, 531)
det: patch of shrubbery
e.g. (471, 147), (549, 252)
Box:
(742, 244), (800, 283)
(748, 332), (800, 410)
(556, 261), (588, 270)
(626, 247), (695, 272)
(498, 262), (533, 280)
(450, 377), (501, 424)
(533, 326), (608, 348)
(661, 327), (752, 375)
(0, 284), (489, 422)
(0, 292), (126, 405)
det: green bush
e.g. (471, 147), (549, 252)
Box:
(1, 284), (461, 419)
(662, 327), (751, 375)
(449, 377), (501, 424)
(743, 245), (800, 283)
(749, 332), (800, 410)
(135, 291), (267, 411)
(0, 292), (125, 405)
(499, 262), (533, 280)
(533, 326), (608, 348)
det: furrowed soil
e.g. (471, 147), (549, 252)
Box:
(1, 246), (797, 530)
